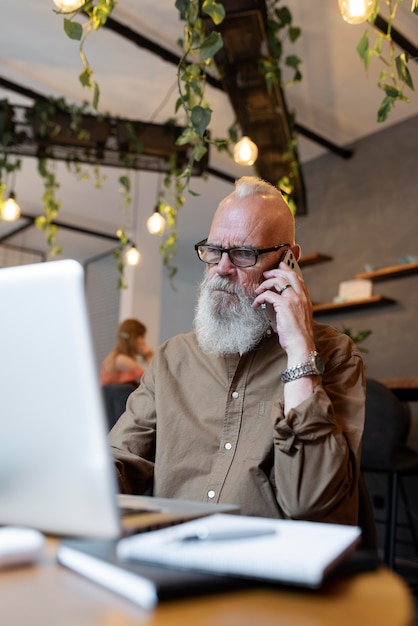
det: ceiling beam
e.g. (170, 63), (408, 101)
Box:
(0, 213), (120, 245)
(0, 219), (33, 244)
(0, 76), (49, 103)
(202, 0), (308, 212)
(102, 14), (352, 160)
(5, 103), (210, 176)
(1, 78), (244, 183)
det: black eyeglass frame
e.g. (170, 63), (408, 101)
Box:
(194, 239), (291, 268)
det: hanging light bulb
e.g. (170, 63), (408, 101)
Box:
(125, 244), (141, 267)
(147, 208), (166, 236)
(53, 0), (85, 12)
(233, 136), (259, 166)
(1, 192), (21, 222)
(338, 0), (377, 24)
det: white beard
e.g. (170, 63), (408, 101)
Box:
(194, 274), (270, 356)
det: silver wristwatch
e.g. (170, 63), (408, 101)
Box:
(280, 351), (325, 383)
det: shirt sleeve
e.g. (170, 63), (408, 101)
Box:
(272, 349), (365, 525)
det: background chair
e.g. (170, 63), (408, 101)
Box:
(357, 472), (378, 553)
(361, 377), (418, 569)
(102, 383), (136, 431)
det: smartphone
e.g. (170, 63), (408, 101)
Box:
(281, 248), (303, 277)
(259, 248), (302, 313)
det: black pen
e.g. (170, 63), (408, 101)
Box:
(178, 527), (277, 542)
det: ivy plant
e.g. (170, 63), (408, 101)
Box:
(174, 0), (225, 186)
(340, 326), (372, 353)
(35, 158), (62, 257)
(25, 96), (110, 257)
(356, 0), (418, 122)
(56, 0), (117, 110)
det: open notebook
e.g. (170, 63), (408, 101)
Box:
(117, 513), (362, 588)
(0, 260), (237, 539)
(56, 513), (362, 610)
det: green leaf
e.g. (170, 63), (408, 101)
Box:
(412, 0), (418, 15)
(383, 84), (403, 98)
(175, 0), (190, 20)
(286, 55), (301, 70)
(378, 68), (388, 85)
(63, 18), (82, 41)
(288, 26), (301, 43)
(192, 142), (208, 162)
(202, 0), (225, 25)
(396, 54), (414, 90)
(118, 175), (130, 192)
(275, 7), (292, 27)
(377, 96), (393, 122)
(267, 32), (282, 59)
(375, 33), (384, 54)
(92, 82), (100, 110)
(79, 68), (92, 88)
(182, 63), (200, 81)
(357, 31), (371, 69)
(176, 127), (198, 146)
(190, 105), (212, 135)
(174, 97), (183, 114)
(35, 216), (47, 230)
(200, 32), (223, 61)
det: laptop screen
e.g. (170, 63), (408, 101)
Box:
(0, 260), (121, 538)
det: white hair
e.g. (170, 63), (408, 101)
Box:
(234, 176), (283, 200)
(194, 274), (270, 356)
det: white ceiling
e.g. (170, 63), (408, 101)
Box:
(1, 0), (417, 263)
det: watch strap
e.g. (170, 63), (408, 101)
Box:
(280, 351), (324, 383)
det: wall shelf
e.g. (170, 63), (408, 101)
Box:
(312, 295), (396, 316)
(299, 253), (332, 268)
(355, 261), (418, 282)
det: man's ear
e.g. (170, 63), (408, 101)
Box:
(291, 244), (301, 261)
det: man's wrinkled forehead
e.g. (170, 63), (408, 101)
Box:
(209, 194), (292, 248)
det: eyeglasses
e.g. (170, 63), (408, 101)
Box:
(194, 239), (291, 268)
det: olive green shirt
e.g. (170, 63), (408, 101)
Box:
(109, 321), (365, 525)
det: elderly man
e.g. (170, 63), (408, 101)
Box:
(109, 176), (365, 525)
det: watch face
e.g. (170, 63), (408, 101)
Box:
(312, 352), (325, 375)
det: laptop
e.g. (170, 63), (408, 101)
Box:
(0, 260), (238, 538)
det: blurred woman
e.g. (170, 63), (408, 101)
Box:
(100, 318), (153, 386)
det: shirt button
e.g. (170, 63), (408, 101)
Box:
(224, 442), (232, 450)
(207, 490), (215, 499)
(232, 391), (239, 399)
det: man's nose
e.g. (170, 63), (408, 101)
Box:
(215, 251), (236, 275)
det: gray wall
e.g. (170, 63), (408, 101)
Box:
(85, 252), (120, 372)
(298, 113), (418, 382)
(298, 113), (418, 454)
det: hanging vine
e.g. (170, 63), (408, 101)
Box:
(35, 158), (63, 257)
(356, 0), (418, 122)
(57, 0), (117, 110)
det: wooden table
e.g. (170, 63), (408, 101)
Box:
(379, 377), (418, 402)
(0, 538), (414, 626)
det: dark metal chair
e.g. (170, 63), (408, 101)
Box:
(361, 378), (418, 569)
(357, 472), (378, 553)
(102, 383), (136, 431)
